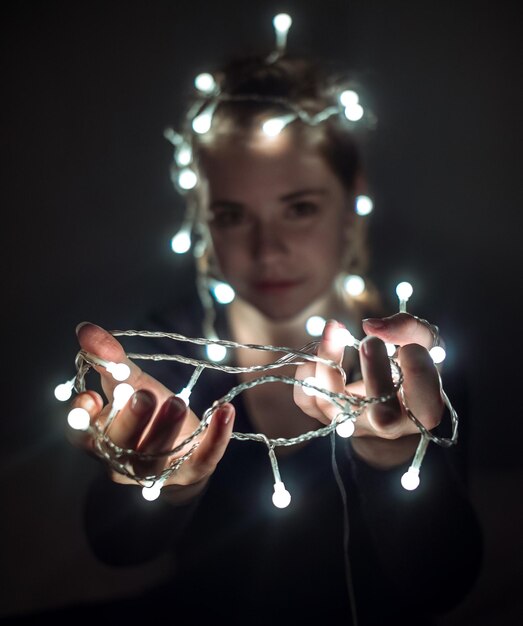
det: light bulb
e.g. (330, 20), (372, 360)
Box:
(305, 315), (326, 337)
(401, 467), (420, 490)
(344, 103), (364, 122)
(396, 281), (413, 301)
(343, 274), (365, 296)
(206, 344), (227, 363)
(355, 194), (374, 216)
(332, 327), (358, 348)
(272, 481), (291, 508)
(54, 380), (74, 401)
(175, 142), (192, 167)
(273, 13), (292, 33)
(171, 229), (192, 254)
(112, 383), (135, 410)
(192, 111), (213, 134)
(194, 72), (216, 94)
(177, 168), (198, 190)
(106, 362), (131, 382)
(385, 342), (397, 357)
(142, 483), (162, 501)
(211, 281), (235, 304)
(302, 376), (320, 397)
(177, 386), (192, 405)
(335, 418), (355, 438)
(429, 346), (446, 364)
(262, 114), (295, 137)
(67, 407), (90, 431)
(339, 89), (359, 107)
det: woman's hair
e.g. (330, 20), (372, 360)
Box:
(188, 53), (364, 194)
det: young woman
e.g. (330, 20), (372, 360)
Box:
(67, 51), (482, 625)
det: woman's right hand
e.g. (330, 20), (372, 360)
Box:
(68, 322), (235, 501)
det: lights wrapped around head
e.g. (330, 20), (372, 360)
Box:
(164, 12), (376, 255)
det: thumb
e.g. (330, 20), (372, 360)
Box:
(75, 321), (139, 398)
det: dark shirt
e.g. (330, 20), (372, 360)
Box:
(34, 295), (484, 626)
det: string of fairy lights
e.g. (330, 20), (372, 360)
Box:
(58, 281), (456, 507)
(55, 14), (456, 508)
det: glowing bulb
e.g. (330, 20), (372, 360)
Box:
(396, 281), (413, 300)
(262, 114), (295, 137)
(175, 142), (192, 166)
(343, 274), (365, 296)
(212, 281), (235, 304)
(67, 407), (90, 431)
(112, 383), (135, 410)
(332, 327), (358, 348)
(429, 346), (446, 364)
(106, 362), (131, 382)
(344, 103), (364, 121)
(339, 89), (359, 107)
(192, 111), (213, 134)
(206, 344), (227, 363)
(302, 376), (320, 397)
(272, 481), (291, 508)
(171, 229), (192, 254)
(54, 380), (74, 401)
(305, 315), (326, 336)
(194, 72), (216, 94)
(401, 467), (420, 490)
(336, 417), (355, 438)
(385, 342), (397, 357)
(142, 483), (162, 501)
(177, 168), (198, 190)
(355, 194), (374, 216)
(273, 13), (292, 33)
(177, 387), (192, 405)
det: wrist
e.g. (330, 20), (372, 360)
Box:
(160, 478), (209, 506)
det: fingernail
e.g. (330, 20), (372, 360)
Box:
(130, 390), (156, 416)
(362, 318), (385, 330)
(216, 404), (233, 424)
(75, 321), (89, 335)
(166, 395), (187, 419)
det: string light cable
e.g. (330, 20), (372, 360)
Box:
(59, 281), (457, 506)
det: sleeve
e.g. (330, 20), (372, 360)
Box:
(83, 301), (209, 567)
(348, 442), (483, 615)
(84, 469), (204, 567)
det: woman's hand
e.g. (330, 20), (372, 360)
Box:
(294, 314), (444, 467)
(68, 322), (235, 501)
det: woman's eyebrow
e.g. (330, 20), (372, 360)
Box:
(209, 200), (244, 211)
(279, 188), (328, 202)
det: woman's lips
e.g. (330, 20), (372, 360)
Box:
(252, 280), (302, 292)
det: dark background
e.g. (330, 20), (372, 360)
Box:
(1, 0), (521, 622)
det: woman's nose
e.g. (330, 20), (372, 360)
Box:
(251, 221), (287, 260)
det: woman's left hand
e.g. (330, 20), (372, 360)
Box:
(294, 314), (444, 466)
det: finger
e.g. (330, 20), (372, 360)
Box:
(133, 395), (187, 478)
(76, 322), (144, 399)
(398, 344), (444, 430)
(314, 320), (350, 423)
(108, 389), (157, 449)
(191, 403), (235, 478)
(293, 358), (324, 420)
(362, 313), (436, 350)
(360, 335), (404, 437)
(66, 390), (104, 451)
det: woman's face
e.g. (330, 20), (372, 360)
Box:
(199, 133), (353, 321)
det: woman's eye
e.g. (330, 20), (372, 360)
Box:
(210, 208), (244, 228)
(287, 202), (318, 218)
